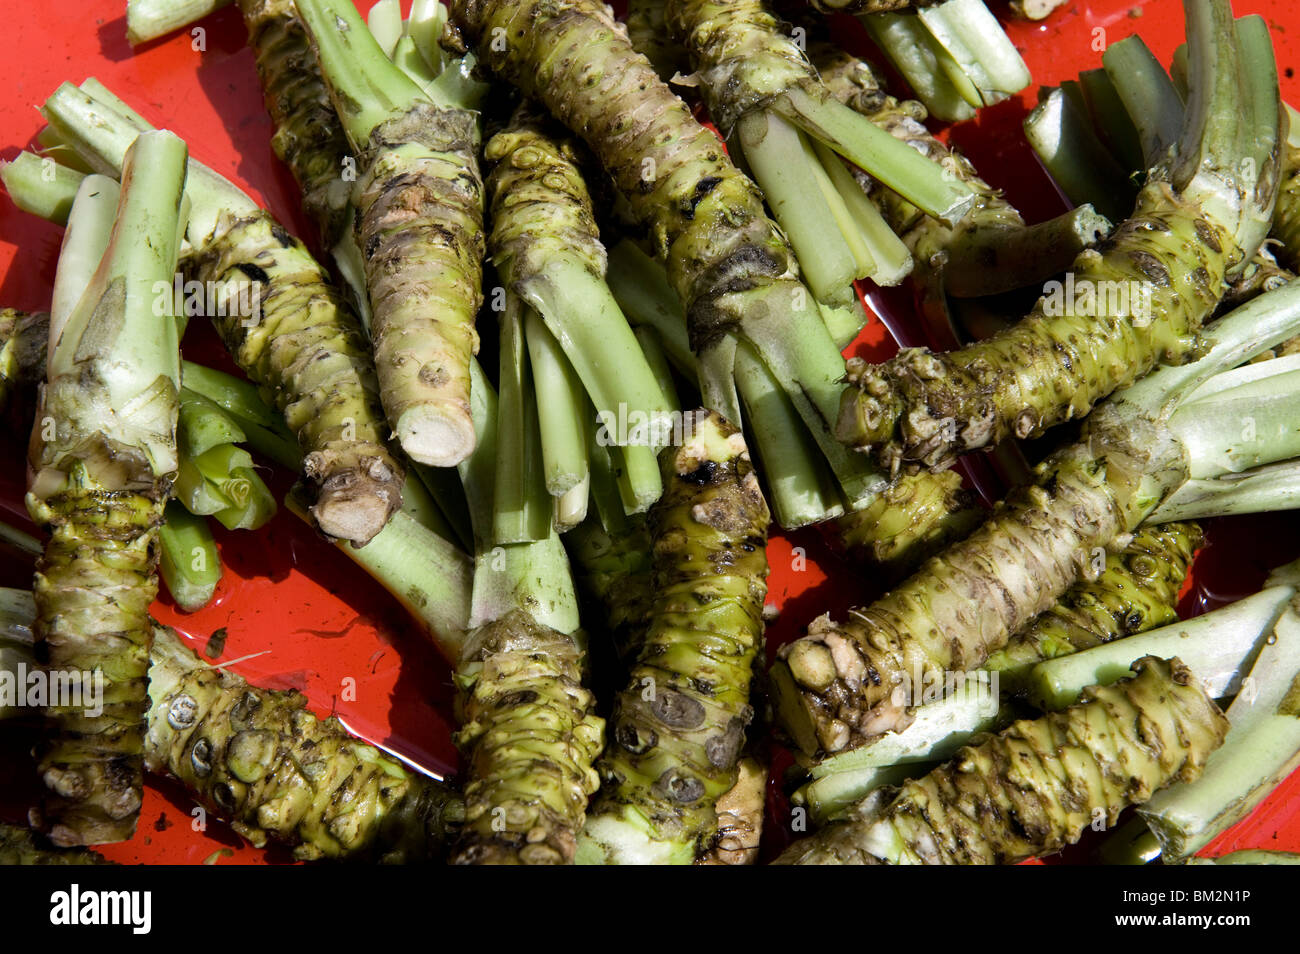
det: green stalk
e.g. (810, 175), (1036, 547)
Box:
(773, 86), (975, 225)
(285, 487), (472, 661)
(942, 206), (1113, 299)
(1138, 580), (1300, 862)
(178, 388), (246, 458)
(606, 241), (697, 379)
(447, 307), (600, 867)
(734, 340), (845, 528)
(366, 0), (403, 57)
(174, 457), (232, 515)
(0, 152), (83, 224)
(523, 308), (589, 499)
(779, 658), (1229, 864)
(1077, 68), (1145, 174)
(914, 0), (1031, 107)
(811, 140), (913, 288)
(736, 110), (866, 306)
(158, 502), (222, 613)
(666, 0), (977, 224)
(1025, 585), (1294, 711)
(40, 81), (408, 545)
(1145, 459), (1300, 523)
(27, 130), (187, 846)
(407, 0), (447, 74)
(492, 294), (551, 545)
(811, 40), (1103, 312)
(1023, 88), (1136, 223)
(126, 0), (232, 44)
(860, 11), (975, 122)
(793, 683), (1009, 825)
(298, 0), (486, 468)
(633, 327), (682, 411)
(1102, 35), (1185, 168)
(213, 467), (278, 531)
(606, 240), (847, 527)
(49, 175), (119, 351)
(179, 361), (302, 469)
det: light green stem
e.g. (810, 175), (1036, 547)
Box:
(126, 0), (231, 44)
(158, 502), (221, 613)
(523, 308), (589, 498)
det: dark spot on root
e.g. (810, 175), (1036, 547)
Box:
(1193, 219), (1222, 254)
(270, 224), (296, 249)
(496, 689), (539, 708)
(654, 770), (705, 804)
(681, 460), (718, 485)
(614, 719), (656, 754)
(680, 176), (722, 220)
(1128, 250), (1170, 287)
(236, 263), (270, 285)
(651, 690), (706, 728)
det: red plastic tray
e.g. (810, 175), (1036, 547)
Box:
(1, 0), (1298, 865)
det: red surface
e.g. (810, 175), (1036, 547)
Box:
(1, 0), (1298, 864)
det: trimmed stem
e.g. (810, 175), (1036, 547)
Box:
(178, 388), (246, 459)
(1024, 585), (1294, 711)
(915, 0), (1031, 107)
(734, 341), (845, 528)
(366, 0), (403, 58)
(523, 307), (590, 497)
(493, 294), (551, 544)
(860, 11), (976, 122)
(126, 0), (231, 44)
(48, 175), (118, 358)
(285, 486), (472, 662)
(607, 241), (697, 378)
(737, 111), (867, 305)
(812, 140), (913, 288)
(773, 85), (976, 226)
(1077, 68), (1145, 174)
(1145, 460), (1300, 523)
(521, 258), (667, 513)
(158, 502), (221, 612)
(294, 0), (425, 146)
(1024, 88), (1136, 222)
(0, 152), (83, 224)
(942, 205), (1113, 299)
(1103, 35), (1185, 168)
